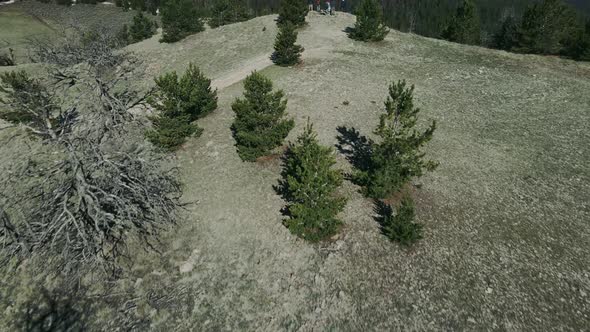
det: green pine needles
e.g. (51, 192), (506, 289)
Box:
(146, 63), (217, 150)
(231, 71), (294, 161)
(209, 0), (252, 28)
(354, 80), (437, 199)
(376, 195), (422, 246)
(281, 121), (346, 242)
(273, 21), (304, 66)
(129, 12), (157, 44)
(277, 0), (308, 27)
(348, 0), (389, 42)
(160, 0), (205, 43)
(442, 0), (481, 45)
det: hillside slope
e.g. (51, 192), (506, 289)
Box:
(0, 8), (588, 330)
(114, 12), (590, 331)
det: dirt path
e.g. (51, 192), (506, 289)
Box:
(211, 54), (273, 90)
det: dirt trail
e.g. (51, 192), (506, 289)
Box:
(211, 54), (273, 90)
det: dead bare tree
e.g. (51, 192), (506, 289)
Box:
(0, 27), (180, 275)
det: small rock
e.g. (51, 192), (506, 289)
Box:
(467, 317), (476, 324)
(179, 261), (194, 273)
(485, 287), (493, 294)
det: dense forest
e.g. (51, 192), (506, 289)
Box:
(112, 0), (590, 40)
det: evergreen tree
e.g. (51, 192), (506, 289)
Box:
(129, 11), (157, 43)
(492, 15), (519, 51)
(354, 80), (437, 199)
(348, 0), (389, 42)
(116, 24), (131, 46)
(152, 63), (218, 121)
(209, 0), (252, 28)
(516, 0), (576, 54)
(377, 195), (422, 246)
(281, 121), (346, 242)
(147, 64), (217, 149)
(160, 0), (205, 43)
(272, 21), (304, 66)
(442, 0), (481, 45)
(231, 71), (294, 161)
(277, 0), (308, 27)
(562, 20), (590, 61)
(145, 114), (201, 150)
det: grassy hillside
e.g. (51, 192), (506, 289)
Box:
(113, 12), (590, 330)
(0, 1), (138, 62)
(0, 8), (589, 331)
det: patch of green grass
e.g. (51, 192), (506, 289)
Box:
(0, 10), (55, 61)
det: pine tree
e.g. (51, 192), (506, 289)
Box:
(272, 21), (304, 66)
(281, 121), (346, 242)
(516, 0), (576, 55)
(442, 0), (481, 45)
(562, 20), (590, 61)
(348, 0), (389, 42)
(209, 0), (252, 28)
(377, 195), (422, 246)
(147, 64), (217, 150)
(354, 80), (437, 199)
(152, 63), (218, 121)
(160, 0), (205, 43)
(129, 11), (157, 43)
(277, 0), (308, 27)
(492, 15), (519, 51)
(231, 71), (294, 161)
(145, 114), (201, 150)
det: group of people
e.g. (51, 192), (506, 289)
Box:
(308, 0), (346, 15)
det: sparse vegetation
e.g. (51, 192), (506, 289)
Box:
(348, 0), (389, 42)
(354, 80), (437, 199)
(147, 63), (217, 149)
(280, 121), (346, 242)
(272, 21), (304, 66)
(231, 71), (294, 161)
(0, 4), (589, 330)
(160, 0), (205, 43)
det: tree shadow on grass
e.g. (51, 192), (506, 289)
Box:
(342, 26), (355, 35)
(335, 126), (373, 178)
(14, 286), (92, 332)
(372, 199), (392, 236)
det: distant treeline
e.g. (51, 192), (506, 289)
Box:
(110, 0), (589, 38)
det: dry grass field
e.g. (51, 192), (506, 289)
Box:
(0, 4), (589, 330)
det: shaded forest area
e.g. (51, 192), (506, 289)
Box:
(216, 0), (590, 39)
